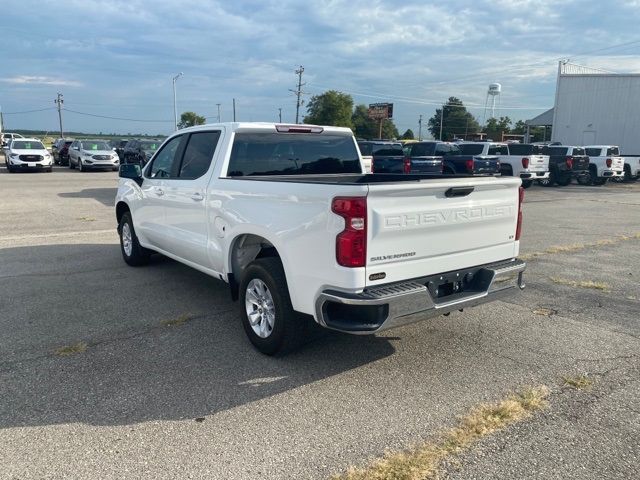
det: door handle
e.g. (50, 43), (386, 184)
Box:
(191, 192), (204, 201)
(445, 186), (474, 197)
(156, 188), (164, 196)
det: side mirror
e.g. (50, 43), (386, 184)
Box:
(119, 164), (143, 186)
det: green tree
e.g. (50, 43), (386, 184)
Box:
(351, 103), (400, 139)
(401, 129), (415, 140)
(484, 116), (512, 141)
(178, 111), (206, 129)
(304, 90), (353, 128)
(428, 97), (480, 141)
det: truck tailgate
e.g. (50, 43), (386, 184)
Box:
(366, 176), (520, 286)
(528, 154), (548, 171)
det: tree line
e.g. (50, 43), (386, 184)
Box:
(178, 92), (549, 141)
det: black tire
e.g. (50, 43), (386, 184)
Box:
(623, 165), (632, 182)
(46, 167), (53, 173)
(556, 175), (572, 186)
(112, 167), (119, 172)
(118, 212), (151, 266)
(7, 165), (14, 173)
(521, 179), (534, 189)
(593, 177), (607, 186)
(69, 158), (75, 169)
(576, 173), (591, 186)
(239, 257), (310, 356)
(78, 159), (85, 172)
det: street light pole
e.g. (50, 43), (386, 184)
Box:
(216, 103), (221, 123)
(439, 105), (444, 141)
(278, 108), (282, 123)
(172, 72), (183, 130)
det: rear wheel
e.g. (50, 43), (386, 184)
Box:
(623, 165), (633, 182)
(118, 212), (151, 266)
(556, 175), (572, 186)
(576, 173), (591, 185)
(593, 176), (608, 186)
(239, 257), (311, 356)
(69, 157), (75, 169)
(521, 179), (534, 189)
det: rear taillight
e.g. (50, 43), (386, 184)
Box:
(606, 158), (612, 168)
(465, 159), (474, 172)
(440, 160), (444, 173)
(403, 156), (411, 174)
(565, 156), (573, 169)
(332, 197), (367, 268)
(370, 158), (375, 173)
(515, 186), (524, 241)
(521, 157), (529, 169)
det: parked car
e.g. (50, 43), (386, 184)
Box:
(362, 141), (406, 173)
(68, 139), (120, 171)
(1, 132), (24, 149)
(116, 122), (526, 355)
(122, 139), (162, 166)
(52, 138), (74, 165)
(540, 145), (590, 186)
(112, 139), (129, 160)
(620, 154), (640, 181)
(4, 137), (53, 173)
(401, 142), (445, 174)
(460, 142), (549, 188)
(442, 142), (501, 175)
(581, 145), (625, 185)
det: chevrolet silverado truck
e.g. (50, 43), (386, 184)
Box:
(445, 142), (501, 175)
(460, 142), (549, 188)
(115, 123), (526, 355)
(540, 145), (590, 186)
(581, 145), (625, 185)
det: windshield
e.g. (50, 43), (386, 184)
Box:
(140, 141), (160, 151)
(228, 133), (361, 176)
(12, 140), (45, 150)
(81, 141), (111, 151)
(458, 144), (484, 155)
(607, 147), (620, 156)
(508, 144), (543, 155)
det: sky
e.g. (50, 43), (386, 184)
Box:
(2, 0), (640, 137)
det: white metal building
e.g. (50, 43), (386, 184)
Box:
(545, 62), (640, 154)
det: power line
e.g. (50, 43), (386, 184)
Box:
(2, 107), (56, 115)
(63, 108), (173, 123)
(54, 93), (64, 138)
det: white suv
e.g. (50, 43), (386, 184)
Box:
(68, 139), (120, 171)
(5, 137), (53, 173)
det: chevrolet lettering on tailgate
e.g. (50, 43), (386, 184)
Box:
(384, 205), (513, 229)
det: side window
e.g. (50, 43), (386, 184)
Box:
(147, 136), (183, 179)
(179, 131), (221, 179)
(488, 145), (508, 155)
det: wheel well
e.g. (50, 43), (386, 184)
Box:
(116, 202), (130, 226)
(228, 234), (281, 301)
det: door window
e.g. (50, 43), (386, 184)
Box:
(147, 136), (183, 178)
(179, 131), (221, 179)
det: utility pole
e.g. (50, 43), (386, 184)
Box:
(233, 98), (236, 122)
(54, 93), (64, 138)
(216, 103), (221, 123)
(418, 114), (423, 141)
(439, 105), (444, 141)
(172, 72), (183, 131)
(289, 66), (305, 124)
(278, 108), (282, 123)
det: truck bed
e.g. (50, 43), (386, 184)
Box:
(224, 172), (491, 184)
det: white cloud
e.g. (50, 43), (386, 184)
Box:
(1, 76), (83, 87)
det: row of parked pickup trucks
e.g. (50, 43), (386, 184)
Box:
(358, 140), (640, 188)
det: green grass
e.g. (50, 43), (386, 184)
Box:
(54, 342), (88, 356)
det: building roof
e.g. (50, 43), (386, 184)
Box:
(526, 108), (554, 127)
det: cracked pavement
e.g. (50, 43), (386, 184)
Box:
(0, 165), (638, 479)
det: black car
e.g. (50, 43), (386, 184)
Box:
(122, 139), (163, 166)
(52, 138), (74, 165)
(112, 139), (129, 160)
(540, 145), (590, 186)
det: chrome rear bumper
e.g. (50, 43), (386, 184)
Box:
(315, 259), (526, 334)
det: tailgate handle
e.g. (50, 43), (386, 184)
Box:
(445, 186), (474, 198)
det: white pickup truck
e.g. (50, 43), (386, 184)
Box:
(458, 142), (549, 188)
(115, 123), (526, 355)
(582, 145), (625, 185)
(620, 155), (640, 182)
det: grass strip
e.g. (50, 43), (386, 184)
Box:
(333, 385), (550, 480)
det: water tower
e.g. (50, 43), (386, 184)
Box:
(484, 83), (501, 122)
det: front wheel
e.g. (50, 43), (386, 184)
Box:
(118, 212), (151, 266)
(69, 158), (75, 169)
(593, 177), (608, 186)
(521, 179), (534, 189)
(556, 175), (572, 186)
(78, 159), (85, 172)
(239, 257), (309, 355)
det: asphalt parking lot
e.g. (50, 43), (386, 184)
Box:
(1, 163), (638, 479)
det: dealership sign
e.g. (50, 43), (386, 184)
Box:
(368, 103), (394, 120)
